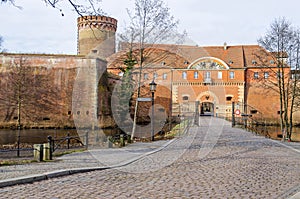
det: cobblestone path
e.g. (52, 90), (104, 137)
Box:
(1, 117), (300, 198)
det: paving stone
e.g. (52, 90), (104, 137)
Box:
(1, 117), (300, 198)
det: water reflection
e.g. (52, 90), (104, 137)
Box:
(266, 126), (300, 141)
(0, 128), (119, 145)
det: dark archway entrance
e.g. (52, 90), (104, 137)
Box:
(200, 102), (214, 116)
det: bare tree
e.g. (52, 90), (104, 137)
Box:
(118, 0), (184, 139)
(0, 36), (3, 52)
(0, 57), (61, 128)
(258, 17), (300, 141)
(288, 29), (300, 139)
(1, 0), (105, 16)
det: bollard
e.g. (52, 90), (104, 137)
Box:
(120, 134), (125, 147)
(48, 136), (53, 160)
(33, 144), (43, 161)
(43, 143), (50, 161)
(107, 136), (113, 148)
(67, 133), (70, 149)
(85, 131), (89, 150)
(127, 134), (131, 144)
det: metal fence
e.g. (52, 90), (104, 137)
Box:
(231, 102), (278, 138)
(0, 133), (87, 159)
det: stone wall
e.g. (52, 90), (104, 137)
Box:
(0, 53), (115, 129)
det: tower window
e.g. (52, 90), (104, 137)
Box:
(254, 72), (259, 79)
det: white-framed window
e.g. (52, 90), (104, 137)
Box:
(254, 72), (259, 79)
(144, 73), (149, 80)
(264, 72), (269, 79)
(204, 71), (211, 83)
(218, 71), (222, 79)
(277, 72), (282, 79)
(194, 71), (198, 79)
(153, 72), (158, 79)
(204, 71), (211, 79)
(162, 73), (167, 80)
(229, 71), (235, 79)
(182, 71), (187, 79)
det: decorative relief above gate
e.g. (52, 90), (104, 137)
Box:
(188, 57), (229, 70)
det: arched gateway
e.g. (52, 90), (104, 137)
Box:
(197, 91), (219, 116)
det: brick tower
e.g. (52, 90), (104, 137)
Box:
(77, 15), (117, 59)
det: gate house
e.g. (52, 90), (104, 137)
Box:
(108, 43), (285, 121)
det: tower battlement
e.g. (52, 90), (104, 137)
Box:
(77, 16), (117, 32)
(77, 15), (117, 57)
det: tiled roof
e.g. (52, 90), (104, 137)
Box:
(108, 43), (277, 69)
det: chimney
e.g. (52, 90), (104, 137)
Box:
(224, 42), (227, 50)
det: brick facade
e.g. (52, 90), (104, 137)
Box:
(108, 44), (287, 122)
(0, 14), (292, 129)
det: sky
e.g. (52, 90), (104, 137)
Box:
(1, 0), (300, 54)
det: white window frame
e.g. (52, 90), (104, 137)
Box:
(194, 71), (199, 79)
(229, 71), (235, 79)
(182, 71), (187, 79)
(144, 73), (149, 80)
(264, 72), (269, 79)
(218, 71), (222, 79)
(162, 73), (167, 80)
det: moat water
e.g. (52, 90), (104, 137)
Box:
(0, 126), (300, 145)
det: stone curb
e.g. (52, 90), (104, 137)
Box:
(289, 192), (300, 199)
(0, 138), (176, 188)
